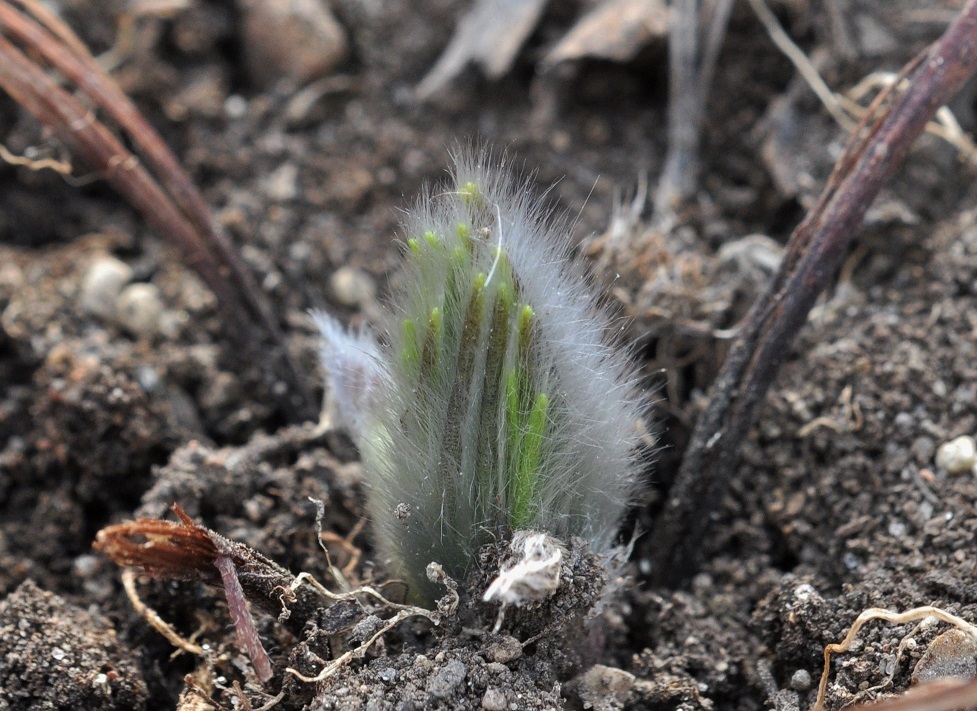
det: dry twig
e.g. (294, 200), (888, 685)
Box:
(654, 0), (735, 220)
(652, 0), (977, 584)
(748, 0), (977, 164)
(0, 1), (311, 415)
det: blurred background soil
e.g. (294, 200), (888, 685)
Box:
(1, 0), (976, 709)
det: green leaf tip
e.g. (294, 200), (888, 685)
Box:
(401, 319), (418, 369)
(472, 272), (486, 294)
(452, 245), (468, 268)
(459, 180), (481, 206)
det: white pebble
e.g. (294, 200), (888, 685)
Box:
(79, 255), (133, 319)
(115, 283), (164, 338)
(790, 669), (812, 691)
(263, 162), (299, 202)
(72, 554), (100, 578)
(330, 266), (376, 307)
(935, 435), (977, 474)
(224, 94), (248, 119)
(481, 687), (507, 711)
(793, 583), (817, 602)
(887, 519), (907, 537)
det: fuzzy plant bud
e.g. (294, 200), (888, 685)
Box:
(316, 150), (645, 604)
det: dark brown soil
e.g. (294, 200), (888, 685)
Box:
(2, 1), (976, 709)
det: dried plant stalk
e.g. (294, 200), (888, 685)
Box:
(652, 0), (977, 584)
(95, 505), (324, 682)
(0, 2), (310, 412)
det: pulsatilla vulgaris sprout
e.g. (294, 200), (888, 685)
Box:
(316, 150), (644, 604)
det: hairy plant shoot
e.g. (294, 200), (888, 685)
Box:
(316, 151), (644, 603)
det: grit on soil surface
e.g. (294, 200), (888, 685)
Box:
(1, 1), (976, 709)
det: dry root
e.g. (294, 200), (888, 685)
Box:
(283, 568), (455, 684)
(813, 606), (977, 711)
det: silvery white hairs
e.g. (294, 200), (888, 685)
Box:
(315, 150), (644, 604)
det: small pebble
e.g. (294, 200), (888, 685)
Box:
(790, 669), (812, 691)
(911, 436), (935, 465)
(935, 435), (977, 474)
(481, 687), (507, 711)
(115, 283), (164, 338)
(574, 665), (636, 709)
(842, 552), (861, 571)
(224, 94), (248, 119)
(887, 519), (908, 538)
(919, 500), (934, 520)
(894, 412), (914, 430)
(793, 584), (818, 602)
(79, 255), (133, 319)
(263, 162), (299, 202)
(426, 659), (467, 699)
(489, 635), (522, 663)
(691, 573), (714, 593)
(330, 266), (377, 307)
(135, 365), (161, 393)
(72, 554), (100, 579)
(0, 262), (24, 290)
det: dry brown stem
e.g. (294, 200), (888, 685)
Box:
(652, 0), (977, 584)
(842, 678), (977, 711)
(0, 2), (311, 415)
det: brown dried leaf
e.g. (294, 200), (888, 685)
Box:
(95, 504), (337, 682)
(94, 508), (222, 584)
(543, 0), (669, 68)
(416, 0), (548, 99)
(94, 505), (326, 637)
(95, 506), (279, 681)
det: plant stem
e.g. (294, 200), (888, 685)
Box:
(651, 0), (977, 585)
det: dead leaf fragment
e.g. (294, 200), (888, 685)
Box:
(238, 0), (348, 87)
(416, 0), (549, 99)
(543, 0), (669, 68)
